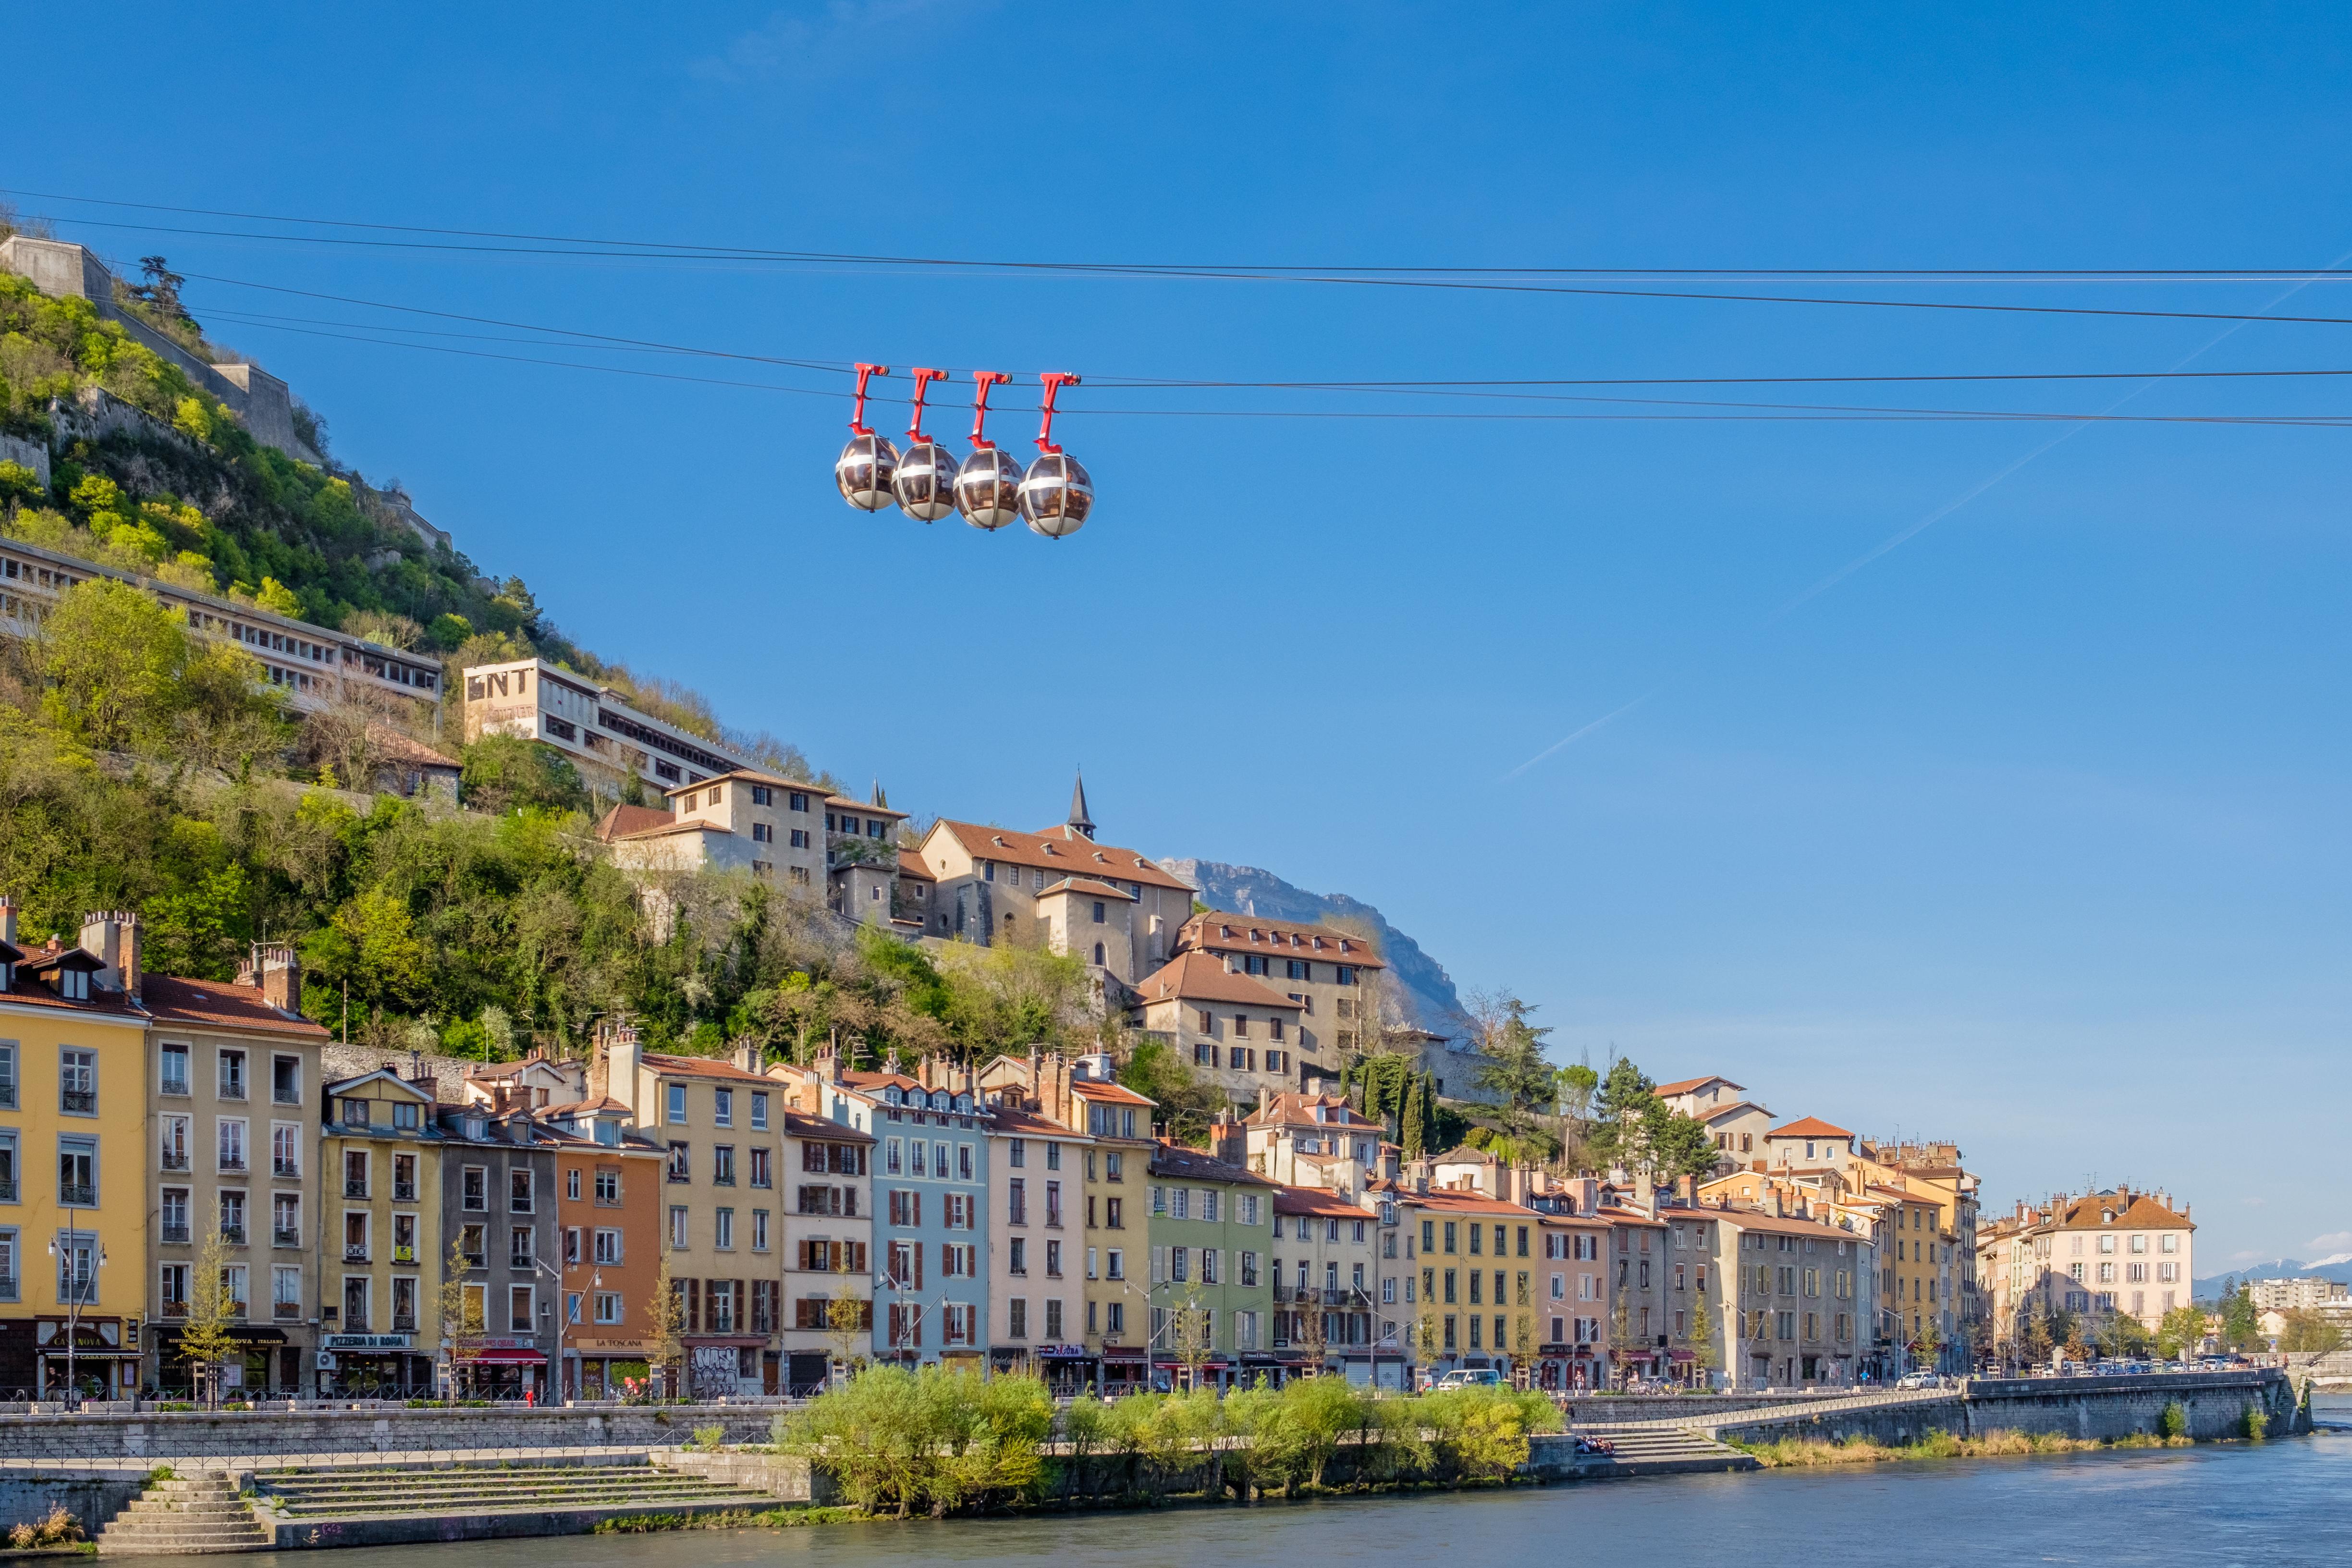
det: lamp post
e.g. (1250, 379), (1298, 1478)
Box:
(534, 1258), (592, 1403)
(47, 1226), (104, 1407)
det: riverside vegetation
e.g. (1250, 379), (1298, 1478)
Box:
(769, 1366), (1563, 1519)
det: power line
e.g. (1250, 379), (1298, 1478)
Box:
(30, 196), (2352, 332)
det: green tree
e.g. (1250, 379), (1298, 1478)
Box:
(2279, 1308), (2345, 1353)
(458, 735), (589, 817)
(1637, 1098), (1720, 1183)
(1400, 1072), (1429, 1160)
(176, 1232), (243, 1406)
(1585, 1055), (1656, 1172)
(253, 576), (304, 617)
(300, 886), (432, 1022)
(2219, 1280), (2262, 1349)
(649, 1251), (686, 1396)
(1467, 991), (1556, 1115)
(2155, 1304), (2206, 1360)
(438, 1239), (485, 1398)
(37, 578), (194, 752)
(1119, 1035), (1223, 1144)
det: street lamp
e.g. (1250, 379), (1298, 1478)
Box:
(47, 1230), (105, 1406)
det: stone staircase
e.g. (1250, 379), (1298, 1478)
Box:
(1573, 1424), (1759, 1475)
(98, 1470), (272, 1556)
(247, 1458), (779, 1544)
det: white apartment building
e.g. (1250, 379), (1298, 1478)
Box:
(465, 658), (749, 798)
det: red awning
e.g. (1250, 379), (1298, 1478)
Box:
(1668, 1350), (1698, 1363)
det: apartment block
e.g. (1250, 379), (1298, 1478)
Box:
(541, 1097), (666, 1399)
(985, 1105), (1091, 1385)
(1130, 953), (1308, 1101)
(1168, 912), (1386, 1084)
(142, 938), (327, 1396)
(465, 658), (749, 799)
(318, 1066), (444, 1395)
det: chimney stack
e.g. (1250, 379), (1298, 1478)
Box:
(80, 911), (142, 999)
(732, 1037), (759, 1076)
(0, 895), (15, 951)
(251, 943), (299, 1014)
(608, 1022), (643, 1117)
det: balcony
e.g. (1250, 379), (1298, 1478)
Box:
(274, 1299), (301, 1321)
(159, 1298), (186, 1319)
(161, 1223), (191, 1245)
(391, 1313), (416, 1333)
(273, 1160), (301, 1179)
(218, 1156), (247, 1174)
(341, 1312), (367, 1332)
(219, 1225), (246, 1245)
(344, 1180), (369, 1199)
(0, 1178), (17, 1202)
(392, 1182), (416, 1202)
(1273, 1286), (1364, 1307)
(274, 1087), (301, 1106)
(225, 1300), (248, 1320)
(273, 1226), (302, 1248)
(58, 1183), (96, 1207)
(461, 1252), (486, 1270)
(60, 1090), (95, 1115)
(159, 1152), (189, 1173)
(392, 1245), (416, 1264)
(343, 1244), (369, 1263)
(508, 1253), (533, 1271)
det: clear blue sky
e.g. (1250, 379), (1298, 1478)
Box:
(13, 3), (2348, 1272)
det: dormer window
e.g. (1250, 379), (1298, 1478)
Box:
(886, 1087), (902, 1106)
(594, 1119), (619, 1146)
(61, 968), (88, 1001)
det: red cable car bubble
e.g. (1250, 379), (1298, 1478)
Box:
(1018, 372), (1092, 539)
(954, 371), (1022, 531)
(891, 368), (959, 522)
(834, 363), (899, 511)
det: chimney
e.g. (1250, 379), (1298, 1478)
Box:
(0, 895), (14, 950)
(254, 943), (299, 1014)
(732, 1038), (759, 1076)
(608, 1023), (643, 1116)
(80, 911), (141, 996)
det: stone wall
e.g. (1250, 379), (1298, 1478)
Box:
(1705, 1371), (2296, 1446)
(0, 1472), (146, 1536)
(0, 1403), (784, 1461)
(0, 432), (48, 490)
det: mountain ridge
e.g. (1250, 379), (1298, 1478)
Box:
(1162, 858), (1467, 1035)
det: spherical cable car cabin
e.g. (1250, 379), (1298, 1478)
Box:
(834, 362), (899, 511)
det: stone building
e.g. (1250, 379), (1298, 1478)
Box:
(1167, 912), (1387, 1086)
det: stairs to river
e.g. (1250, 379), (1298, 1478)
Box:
(97, 1471), (272, 1556)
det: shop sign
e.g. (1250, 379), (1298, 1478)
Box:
(325, 1333), (412, 1350)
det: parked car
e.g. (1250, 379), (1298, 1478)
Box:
(1894, 1372), (1938, 1390)
(1435, 1368), (1504, 1389)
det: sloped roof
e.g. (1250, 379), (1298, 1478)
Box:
(2050, 1191), (2194, 1232)
(1274, 1187), (1371, 1217)
(368, 724), (461, 771)
(1769, 1116), (1854, 1139)
(1656, 1074), (1743, 1098)
(1036, 876), (1137, 902)
(1150, 1141), (1276, 1187)
(1070, 1077), (1155, 1107)
(1132, 952), (1304, 1012)
(641, 1051), (773, 1085)
(931, 820), (1189, 891)
(593, 803), (675, 842)
(142, 974), (330, 1038)
(1177, 912), (1387, 969)
(896, 850), (936, 883)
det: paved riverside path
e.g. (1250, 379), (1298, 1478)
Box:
(0, 1445), (663, 1477)
(1573, 1386), (1957, 1436)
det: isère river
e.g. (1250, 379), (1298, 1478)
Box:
(220, 1431), (2351, 1568)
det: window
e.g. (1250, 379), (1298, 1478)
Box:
(713, 1145), (736, 1186)
(667, 1084), (688, 1124)
(273, 1192), (301, 1248)
(510, 1285), (535, 1334)
(713, 1088), (734, 1127)
(752, 822), (772, 843)
(270, 1055), (301, 1106)
(668, 1143), (690, 1182)
(751, 1091), (769, 1131)
(217, 1118), (247, 1173)
(158, 1043), (188, 1098)
(461, 1166), (487, 1210)
(271, 1123), (302, 1179)
(595, 1167), (621, 1204)
(58, 1050), (95, 1115)
(669, 1206), (690, 1247)
(392, 1153), (417, 1202)
(595, 1292), (624, 1324)
(715, 1207), (735, 1250)
(217, 1049), (246, 1100)
(57, 1137), (97, 1207)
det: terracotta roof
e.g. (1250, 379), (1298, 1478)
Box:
(896, 851), (936, 883)
(0, 948), (146, 1018)
(1769, 1116), (1854, 1139)
(838, 1069), (925, 1094)
(1407, 1188), (1538, 1218)
(640, 1051), (774, 1085)
(2050, 1192), (2193, 1232)
(593, 803), (675, 841)
(566, 1096), (635, 1115)
(616, 818), (730, 842)
(1150, 1141), (1276, 1187)
(931, 820), (1189, 891)
(1069, 1078), (1155, 1107)
(1246, 1092), (1366, 1129)
(1036, 876), (1136, 902)
(1655, 1074), (1743, 1098)
(988, 1105), (1093, 1141)
(368, 724), (461, 771)
(1132, 952), (1304, 1012)
(1274, 1188), (1371, 1217)
(1699, 1099), (1774, 1124)
(1178, 912), (1387, 969)
(1715, 1206), (1866, 1240)
(781, 1108), (877, 1143)
(141, 974), (330, 1037)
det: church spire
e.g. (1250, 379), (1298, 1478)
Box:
(870, 778), (888, 809)
(1066, 769), (1095, 840)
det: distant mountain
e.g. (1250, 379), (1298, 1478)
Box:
(1161, 859), (1468, 1035)
(2193, 1256), (2352, 1301)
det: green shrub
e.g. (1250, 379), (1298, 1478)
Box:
(2157, 1400), (2189, 1440)
(775, 1366), (1052, 1517)
(2241, 1406), (2267, 1442)
(692, 1425), (725, 1451)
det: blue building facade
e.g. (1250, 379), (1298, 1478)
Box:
(842, 1069), (992, 1366)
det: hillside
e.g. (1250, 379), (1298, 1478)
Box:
(1162, 857), (1468, 1033)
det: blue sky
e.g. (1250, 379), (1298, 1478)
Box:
(12, 2), (2349, 1270)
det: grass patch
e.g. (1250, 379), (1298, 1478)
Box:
(1728, 1426), (2198, 1467)
(590, 1507), (857, 1535)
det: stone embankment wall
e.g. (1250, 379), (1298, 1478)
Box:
(1704, 1372), (2296, 1447)
(0, 1472), (146, 1536)
(0, 1404), (782, 1461)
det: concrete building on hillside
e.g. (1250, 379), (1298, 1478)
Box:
(1129, 953), (1307, 1102)
(1656, 1077), (1776, 1170)
(465, 658), (751, 800)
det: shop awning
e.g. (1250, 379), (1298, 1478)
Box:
(1668, 1350), (1697, 1363)
(458, 1349), (547, 1366)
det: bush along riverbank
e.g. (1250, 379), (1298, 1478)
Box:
(768, 1366), (1564, 1519)
(1728, 1397), (2266, 1467)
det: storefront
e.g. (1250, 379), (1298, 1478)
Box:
(682, 1337), (765, 1399)
(1035, 1344), (1096, 1395)
(1097, 1345), (1147, 1394)
(454, 1338), (549, 1399)
(321, 1332), (428, 1397)
(1152, 1354), (1235, 1391)
(34, 1318), (137, 1398)
(569, 1336), (653, 1401)
(150, 1325), (290, 1397)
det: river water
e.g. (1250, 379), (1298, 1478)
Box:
(233, 1432), (2352, 1568)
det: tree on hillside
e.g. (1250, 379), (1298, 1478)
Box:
(1400, 1072), (1429, 1160)
(1118, 1035), (1221, 1146)
(36, 578), (282, 757)
(2219, 1281), (2262, 1350)
(1467, 990), (1556, 1118)
(458, 734), (589, 817)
